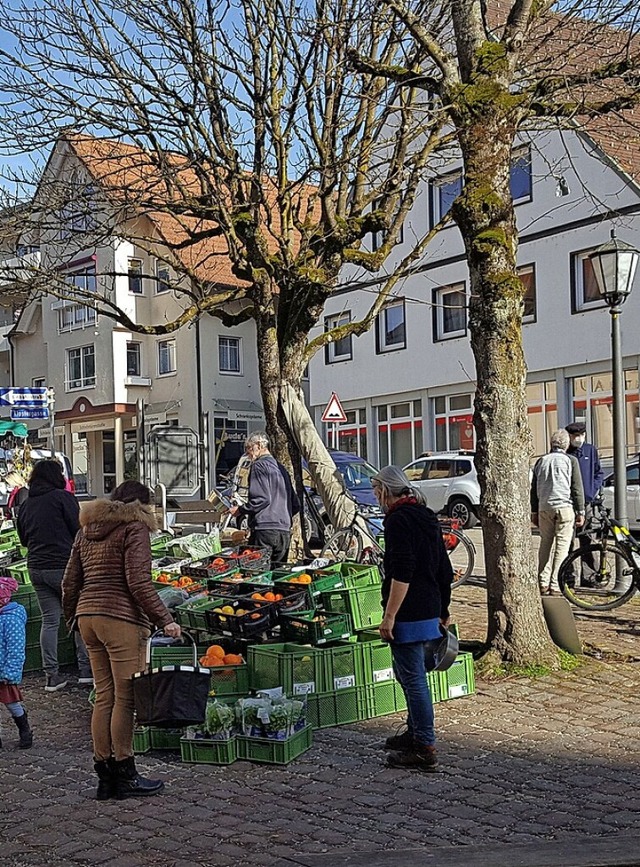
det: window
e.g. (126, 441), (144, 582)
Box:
(518, 264), (536, 322)
(510, 147), (532, 202)
(157, 339), (176, 375)
(127, 342), (141, 377)
(218, 336), (242, 374)
(572, 249), (604, 312)
(570, 370), (638, 461)
(67, 345), (95, 390)
(128, 259), (143, 294)
(377, 399), (423, 465)
(324, 313), (353, 363)
(376, 300), (406, 353)
(58, 303), (96, 332)
(32, 377), (46, 389)
(64, 266), (97, 298)
(325, 407), (368, 458)
(404, 458), (428, 482)
(527, 381), (558, 460)
(425, 459), (453, 480)
(156, 263), (171, 294)
(434, 393), (475, 450)
(431, 171), (463, 225)
(433, 283), (467, 340)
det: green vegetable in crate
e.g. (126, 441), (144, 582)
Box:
(263, 702), (290, 740)
(205, 700), (236, 739)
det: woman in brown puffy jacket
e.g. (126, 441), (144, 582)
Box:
(63, 481), (181, 800)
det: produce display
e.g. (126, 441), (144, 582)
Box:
(6, 527), (475, 767)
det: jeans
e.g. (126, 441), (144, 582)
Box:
(79, 615), (150, 761)
(30, 567), (91, 677)
(537, 508), (575, 591)
(391, 639), (440, 747)
(251, 529), (291, 567)
(3, 701), (24, 718)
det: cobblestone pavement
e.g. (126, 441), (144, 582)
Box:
(1, 583), (639, 867)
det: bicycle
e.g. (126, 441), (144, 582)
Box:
(558, 498), (640, 610)
(320, 500), (476, 588)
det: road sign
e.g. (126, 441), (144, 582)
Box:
(0, 387), (48, 407)
(11, 407), (50, 420)
(321, 392), (348, 423)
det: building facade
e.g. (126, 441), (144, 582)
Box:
(309, 126), (640, 468)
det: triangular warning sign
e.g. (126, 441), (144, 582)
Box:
(321, 392), (347, 423)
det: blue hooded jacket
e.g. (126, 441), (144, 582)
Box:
(0, 601), (27, 684)
(567, 442), (605, 504)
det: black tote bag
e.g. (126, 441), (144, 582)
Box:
(133, 631), (210, 728)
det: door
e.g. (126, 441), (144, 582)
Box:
(420, 459), (454, 512)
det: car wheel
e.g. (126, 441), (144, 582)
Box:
(448, 496), (478, 529)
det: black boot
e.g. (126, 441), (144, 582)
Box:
(94, 758), (117, 801)
(13, 712), (33, 749)
(114, 756), (164, 799)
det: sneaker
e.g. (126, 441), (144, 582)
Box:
(384, 729), (414, 751)
(45, 674), (68, 692)
(386, 744), (438, 771)
(78, 676), (94, 686)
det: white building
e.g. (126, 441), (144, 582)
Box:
(309, 124), (640, 469)
(3, 136), (267, 496)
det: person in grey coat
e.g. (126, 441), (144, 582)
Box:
(531, 429), (585, 595)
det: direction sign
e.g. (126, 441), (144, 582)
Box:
(0, 387), (48, 408)
(11, 407), (50, 420)
(321, 392), (348, 423)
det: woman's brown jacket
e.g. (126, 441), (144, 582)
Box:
(62, 498), (173, 631)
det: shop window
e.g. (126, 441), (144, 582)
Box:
(434, 393), (474, 451)
(527, 380), (558, 460)
(377, 400), (422, 466)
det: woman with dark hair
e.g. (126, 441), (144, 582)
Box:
(62, 480), (180, 800)
(17, 460), (92, 691)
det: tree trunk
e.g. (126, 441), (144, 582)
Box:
(454, 117), (557, 667)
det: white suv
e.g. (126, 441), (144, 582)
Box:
(403, 451), (480, 528)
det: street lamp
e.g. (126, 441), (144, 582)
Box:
(589, 230), (639, 560)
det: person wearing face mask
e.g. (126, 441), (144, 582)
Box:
(565, 421), (605, 584)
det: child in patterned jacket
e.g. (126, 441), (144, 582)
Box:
(0, 575), (33, 748)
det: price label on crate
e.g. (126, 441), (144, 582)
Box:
(293, 682), (316, 695)
(373, 668), (394, 683)
(334, 675), (356, 690)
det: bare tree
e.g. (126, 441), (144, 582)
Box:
(0, 0), (638, 664)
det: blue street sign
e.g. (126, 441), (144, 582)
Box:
(0, 387), (48, 407)
(10, 407), (50, 420)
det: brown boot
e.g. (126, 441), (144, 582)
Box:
(386, 742), (438, 771)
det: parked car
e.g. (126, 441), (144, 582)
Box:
(403, 451), (480, 529)
(600, 460), (640, 531)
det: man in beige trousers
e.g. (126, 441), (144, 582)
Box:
(531, 429), (585, 595)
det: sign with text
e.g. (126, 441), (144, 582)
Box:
(0, 387), (48, 408)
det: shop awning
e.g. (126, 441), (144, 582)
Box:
(0, 420), (29, 438)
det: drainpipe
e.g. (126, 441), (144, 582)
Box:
(195, 317), (207, 498)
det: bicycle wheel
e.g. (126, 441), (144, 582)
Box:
(320, 527), (363, 562)
(558, 542), (639, 611)
(445, 528), (476, 589)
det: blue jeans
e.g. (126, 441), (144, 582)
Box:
(30, 567), (91, 677)
(391, 639), (439, 747)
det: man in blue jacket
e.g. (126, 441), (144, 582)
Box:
(566, 421), (605, 580)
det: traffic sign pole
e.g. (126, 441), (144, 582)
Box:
(47, 388), (55, 457)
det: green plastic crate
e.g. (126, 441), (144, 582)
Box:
(7, 561), (30, 585)
(23, 635), (75, 672)
(236, 724), (312, 764)
(437, 652), (475, 700)
(25, 617), (68, 646)
(306, 687), (365, 729)
(133, 726), (151, 754)
(175, 596), (226, 631)
(151, 644), (202, 667)
(320, 584), (384, 631)
(248, 642), (327, 694)
(363, 680), (408, 718)
(273, 563), (344, 598)
(340, 562), (382, 589)
(322, 642), (365, 691)
(209, 662), (250, 696)
(150, 727), (184, 750)
(180, 735), (237, 765)
(349, 633), (394, 683)
(280, 609), (351, 645)
(14, 588), (41, 619)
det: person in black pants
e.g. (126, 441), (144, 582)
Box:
(17, 460), (92, 691)
(230, 432), (299, 567)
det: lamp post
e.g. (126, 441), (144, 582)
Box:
(589, 231), (639, 587)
